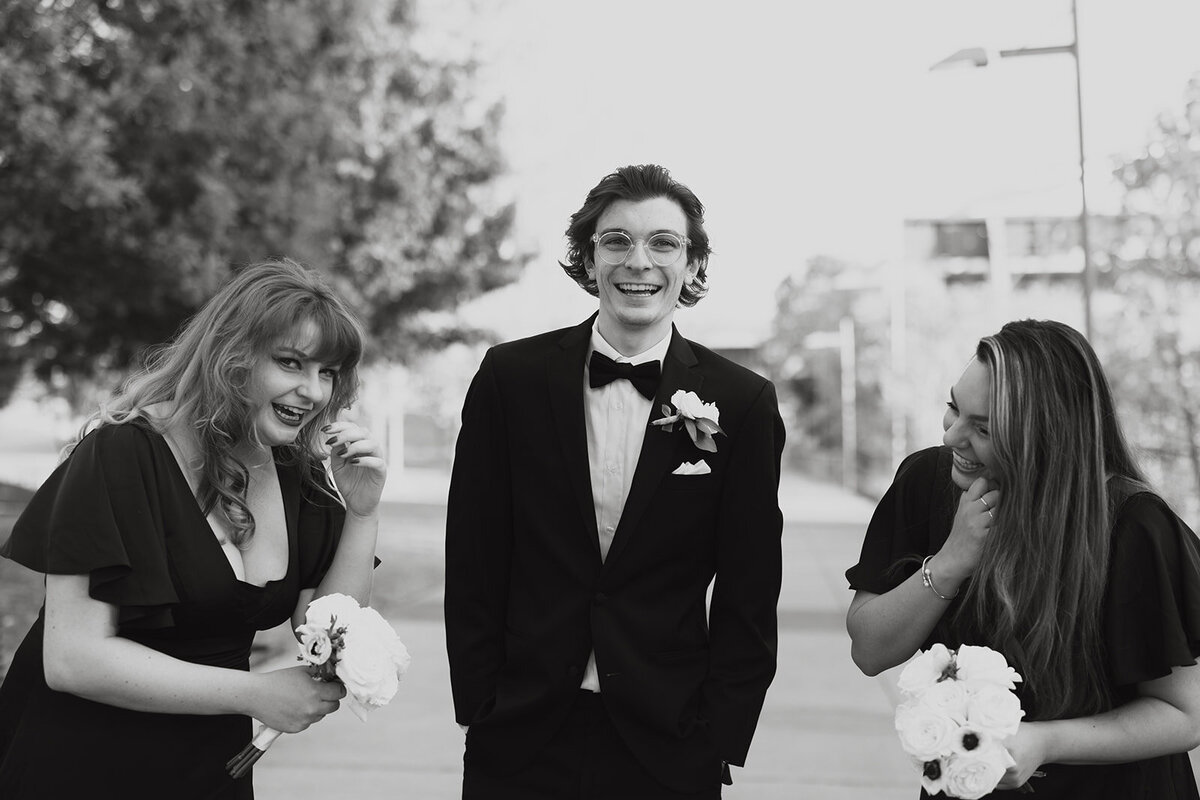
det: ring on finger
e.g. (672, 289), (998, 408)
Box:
(987, 509), (994, 520)
(979, 497), (990, 509)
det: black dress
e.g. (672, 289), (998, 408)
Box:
(0, 420), (346, 799)
(847, 446), (1200, 800)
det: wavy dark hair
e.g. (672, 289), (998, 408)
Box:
(79, 259), (365, 547)
(559, 164), (712, 307)
(956, 319), (1148, 719)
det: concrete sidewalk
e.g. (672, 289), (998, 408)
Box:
(253, 471), (915, 799)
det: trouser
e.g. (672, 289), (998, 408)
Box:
(462, 691), (722, 800)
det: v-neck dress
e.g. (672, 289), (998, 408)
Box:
(0, 419), (347, 799)
(847, 446), (1200, 800)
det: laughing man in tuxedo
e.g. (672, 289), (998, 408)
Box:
(445, 164), (785, 799)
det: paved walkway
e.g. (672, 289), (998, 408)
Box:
(0, 426), (916, 797)
(6, 441), (1200, 796)
(252, 470), (916, 799)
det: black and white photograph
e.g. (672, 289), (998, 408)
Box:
(3, 1), (1200, 797)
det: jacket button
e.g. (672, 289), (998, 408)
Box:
(594, 592), (608, 604)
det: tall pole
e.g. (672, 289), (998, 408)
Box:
(1070, 0), (1095, 340)
(934, 3), (1097, 340)
(839, 316), (857, 494)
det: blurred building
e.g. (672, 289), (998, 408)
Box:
(903, 212), (1119, 301)
(895, 205), (1122, 453)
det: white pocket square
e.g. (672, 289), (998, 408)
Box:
(672, 460), (711, 476)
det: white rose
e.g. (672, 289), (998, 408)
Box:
(361, 606), (412, 676)
(295, 623), (333, 666)
(941, 746), (1014, 800)
(898, 643), (954, 695)
(966, 682), (1024, 737)
(334, 606), (410, 720)
(305, 592), (363, 631)
(670, 390), (719, 425)
(894, 699), (960, 761)
(955, 645), (1022, 689)
(920, 678), (969, 724)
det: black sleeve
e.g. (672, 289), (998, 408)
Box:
(444, 350), (515, 725)
(1104, 492), (1200, 688)
(702, 379), (785, 767)
(0, 424), (180, 629)
(845, 447), (954, 595)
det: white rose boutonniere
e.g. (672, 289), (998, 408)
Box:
(651, 389), (724, 453)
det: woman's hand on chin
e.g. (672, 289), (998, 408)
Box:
(324, 420), (386, 516)
(937, 476), (1001, 585)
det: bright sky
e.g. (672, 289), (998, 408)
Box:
(424, 0), (1200, 347)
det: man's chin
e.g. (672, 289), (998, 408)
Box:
(601, 305), (669, 330)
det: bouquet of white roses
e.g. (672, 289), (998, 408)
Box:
(226, 593), (412, 778)
(894, 644), (1025, 799)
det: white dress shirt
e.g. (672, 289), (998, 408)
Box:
(579, 324), (671, 692)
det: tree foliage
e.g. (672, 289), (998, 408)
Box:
(0, 0), (526, 403)
(1102, 74), (1200, 522)
(763, 255), (893, 493)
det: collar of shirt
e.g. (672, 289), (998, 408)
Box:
(587, 324), (672, 370)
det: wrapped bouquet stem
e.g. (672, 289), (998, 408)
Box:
(226, 593), (411, 778)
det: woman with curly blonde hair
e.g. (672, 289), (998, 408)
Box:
(0, 259), (386, 798)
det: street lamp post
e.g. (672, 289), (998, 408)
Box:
(931, 0), (1094, 340)
(803, 320), (858, 493)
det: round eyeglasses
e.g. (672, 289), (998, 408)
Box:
(590, 231), (690, 267)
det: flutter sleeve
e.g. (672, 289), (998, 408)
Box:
(845, 446), (953, 595)
(0, 423), (180, 629)
(1104, 492), (1200, 688)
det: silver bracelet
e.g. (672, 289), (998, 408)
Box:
(921, 555), (957, 601)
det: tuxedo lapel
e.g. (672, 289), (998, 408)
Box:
(604, 327), (702, 567)
(546, 316), (601, 559)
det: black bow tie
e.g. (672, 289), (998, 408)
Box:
(588, 351), (661, 400)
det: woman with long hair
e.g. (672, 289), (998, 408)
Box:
(0, 259), (385, 798)
(847, 319), (1200, 798)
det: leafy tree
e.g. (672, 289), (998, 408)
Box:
(1099, 75), (1200, 522)
(0, 0), (526, 403)
(763, 255), (893, 495)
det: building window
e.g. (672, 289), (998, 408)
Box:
(934, 221), (989, 258)
(1005, 218), (1078, 256)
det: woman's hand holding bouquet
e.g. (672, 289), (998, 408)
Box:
(226, 593), (411, 778)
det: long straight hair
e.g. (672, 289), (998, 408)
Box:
(956, 319), (1148, 719)
(79, 259), (365, 547)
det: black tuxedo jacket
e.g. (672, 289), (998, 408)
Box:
(444, 316), (784, 792)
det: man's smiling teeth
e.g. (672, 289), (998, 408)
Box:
(616, 283), (660, 296)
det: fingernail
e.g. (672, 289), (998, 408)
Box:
(321, 425), (332, 432)
(349, 458), (360, 465)
(325, 437), (338, 446)
(335, 445), (348, 457)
